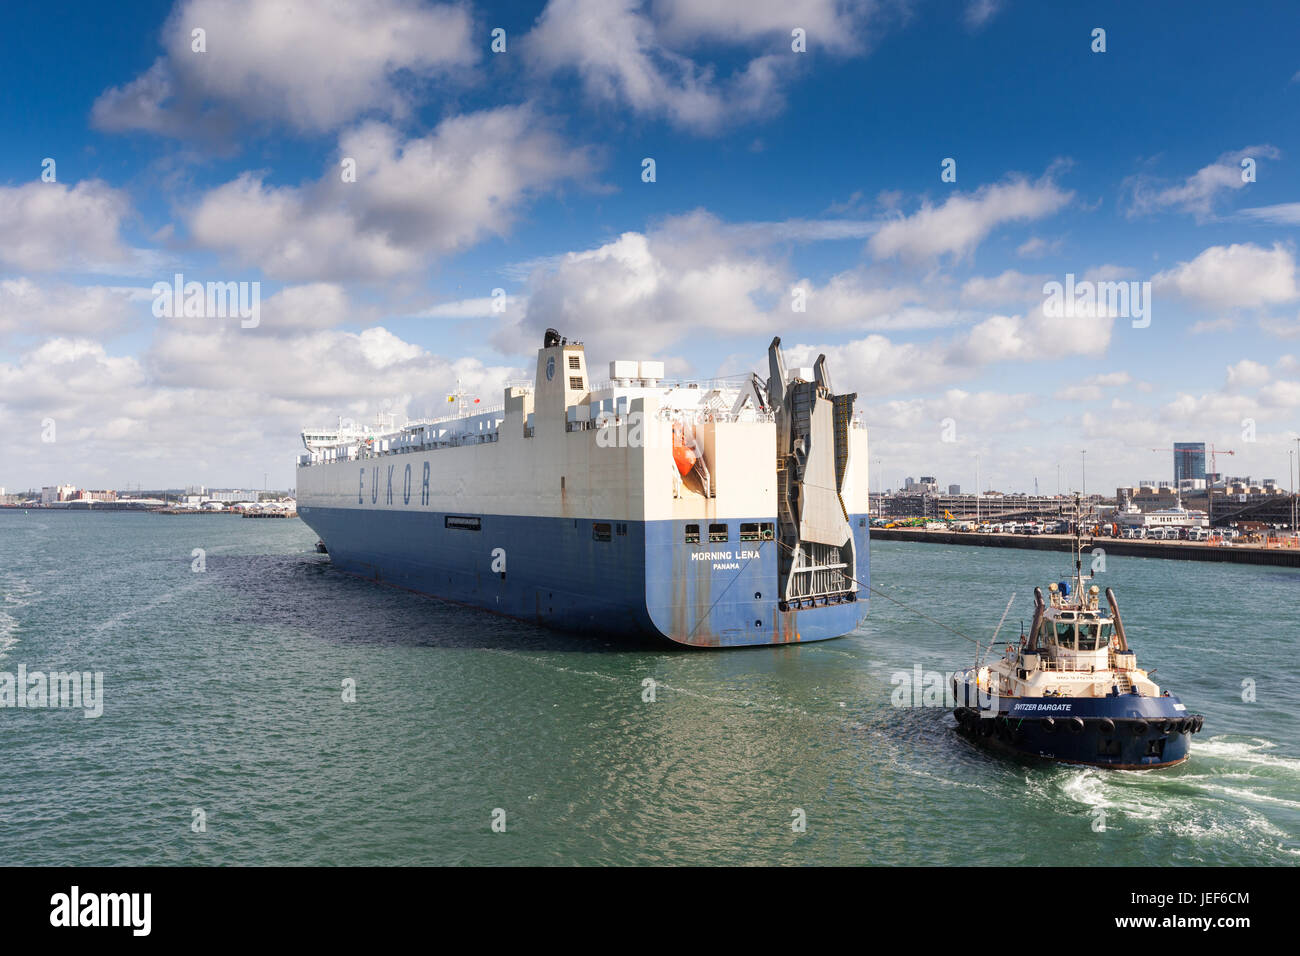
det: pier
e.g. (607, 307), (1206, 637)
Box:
(871, 528), (1300, 567)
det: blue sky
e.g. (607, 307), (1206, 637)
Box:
(2, 0), (1299, 493)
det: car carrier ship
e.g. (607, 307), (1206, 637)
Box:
(296, 332), (870, 647)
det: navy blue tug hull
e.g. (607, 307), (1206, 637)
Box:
(953, 695), (1202, 770)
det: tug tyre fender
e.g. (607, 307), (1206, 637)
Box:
(1066, 716), (1085, 734)
(1098, 717), (1115, 735)
(1131, 720), (1149, 736)
(1041, 717), (1056, 734)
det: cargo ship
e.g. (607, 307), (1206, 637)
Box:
(296, 332), (870, 646)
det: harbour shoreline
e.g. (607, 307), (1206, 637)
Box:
(871, 528), (1300, 567)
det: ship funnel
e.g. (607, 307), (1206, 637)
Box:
(1105, 587), (1130, 652)
(1027, 587), (1046, 651)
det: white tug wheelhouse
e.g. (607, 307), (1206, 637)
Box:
(983, 580), (1160, 703)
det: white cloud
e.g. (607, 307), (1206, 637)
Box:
(494, 208), (1135, 383)
(1016, 235), (1062, 259)
(1191, 317), (1236, 334)
(91, 60), (178, 136)
(1154, 242), (1298, 311)
(1225, 358), (1270, 390)
(866, 389), (1033, 441)
(723, 218), (880, 243)
(495, 211), (969, 359)
(955, 302), (1114, 367)
(1124, 146), (1280, 219)
(150, 281), (361, 337)
(0, 181), (136, 273)
(960, 269), (1046, 307)
(188, 108), (592, 280)
(0, 279), (145, 337)
(1260, 315), (1300, 338)
(145, 322), (518, 415)
(1259, 380), (1300, 408)
(868, 174), (1073, 262)
(1237, 202), (1300, 225)
(0, 319), (524, 488)
(93, 0), (476, 135)
(964, 0), (1004, 30)
(783, 334), (968, 396)
(0, 338), (147, 429)
(1055, 371), (1133, 402)
(653, 0), (867, 52)
(502, 227), (784, 359)
(524, 0), (877, 132)
(260, 283), (358, 334)
(794, 277), (960, 330)
(414, 295), (526, 319)
(1159, 391), (1261, 427)
(781, 300), (1115, 400)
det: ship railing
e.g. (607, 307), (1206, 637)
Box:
(406, 402), (506, 426)
(593, 374), (751, 392)
(653, 406), (776, 425)
(301, 430), (503, 465)
(1034, 660), (1100, 673)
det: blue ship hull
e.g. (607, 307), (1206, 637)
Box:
(299, 506), (870, 647)
(953, 694), (1202, 769)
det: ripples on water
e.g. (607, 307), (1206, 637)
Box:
(0, 514), (1295, 864)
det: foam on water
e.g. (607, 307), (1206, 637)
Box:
(0, 574), (38, 661)
(1193, 736), (1300, 773)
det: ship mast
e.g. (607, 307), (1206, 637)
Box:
(1073, 491), (1088, 597)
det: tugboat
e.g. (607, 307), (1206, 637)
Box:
(952, 499), (1204, 769)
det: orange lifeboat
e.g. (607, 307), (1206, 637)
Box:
(672, 423), (696, 477)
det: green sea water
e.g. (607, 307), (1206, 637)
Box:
(0, 511), (1295, 865)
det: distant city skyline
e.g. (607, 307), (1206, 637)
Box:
(11, 436), (1298, 501)
(3, 2), (1300, 492)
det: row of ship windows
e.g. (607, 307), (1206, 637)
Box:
(442, 516), (776, 544)
(685, 522), (775, 544)
(592, 522), (777, 543)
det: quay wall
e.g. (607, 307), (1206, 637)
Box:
(870, 529), (1300, 568)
